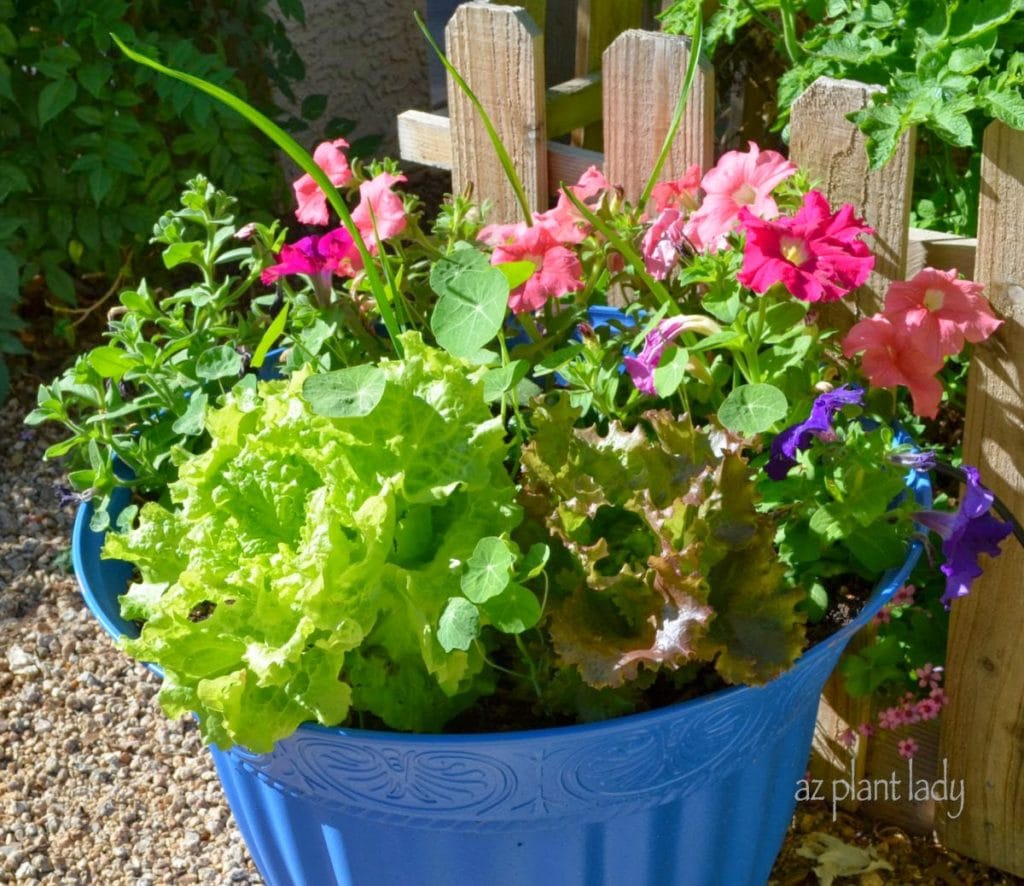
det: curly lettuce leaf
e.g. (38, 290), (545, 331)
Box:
(105, 332), (521, 750)
(521, 396), (804, 690)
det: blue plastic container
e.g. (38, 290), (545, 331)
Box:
(73, 472), (929, 886)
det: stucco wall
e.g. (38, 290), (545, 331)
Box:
(279, 0), (586, 157)
(279, 0), (431, 155)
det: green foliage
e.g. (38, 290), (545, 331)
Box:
(660, 0), (1024, 235)
(24, 177), (287, 528)
(104, 334), (523, 749)
(0, 0), (321, 397)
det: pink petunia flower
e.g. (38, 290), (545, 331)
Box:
(293, 139), (353, 226)
(842, 314), (945, 418)
(737, 190), (875, 303)
(883, 267), (1001, 360)
(351, 172), (408, 251)
(683, 143), (795, 251)
(641, 208), (687, 280)
(491, 224), (584, 314)
(898, 737), (919, 760)
(651, 164), (701, 213)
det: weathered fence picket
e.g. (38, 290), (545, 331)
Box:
(938, 121), (1024, 876)
(397, 3), (1023, 874)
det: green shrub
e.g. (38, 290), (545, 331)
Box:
(0, 0), (323, 396)
(661, 0), (1024, 237)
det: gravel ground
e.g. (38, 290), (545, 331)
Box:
(1, 366), (1018, 886)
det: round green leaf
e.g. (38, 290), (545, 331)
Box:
(302, 365), (386, 417)
(429, 249), (509, 358)
(437, 597), (481, 652)
(480, 583), (541, 635)
(718, 383), (788, 436)
(461, 536), (515, 603)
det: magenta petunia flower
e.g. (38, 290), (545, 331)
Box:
(490, 224), (584, 314)
(623, 315), (720, 395)
(260, 227), (362, 293)
(683, 143), (795, 251)
(765, 385), (864, 480)
(351, 172), (408, 251)
(293, 139), (353, 226)
(842, 314), (945, 418)
(737, 190), (875, 303)
(915, 466), (1014, 607)
(882, 267), (1001, 360)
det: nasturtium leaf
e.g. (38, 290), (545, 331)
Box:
(302, 365), (386, 417)
(718, 384), (788, 436)
(429, 248), (510, 358)
(172, 391), (208, 436)
(653, 345), (688, 398)
(482, 359), (529, 402)
(519, 542), (550, 580)
(461, 536), (516, 603)
(196, 345), (243, 381)
(437, 597), (481, 652)
(481, 583), (541, 634)
(495, 260), (535, 291)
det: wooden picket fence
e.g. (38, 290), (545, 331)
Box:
(397, 2), (1024, 875)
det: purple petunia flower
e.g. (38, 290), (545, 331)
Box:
(624, 315), (720, 395)
(915, 466), (1013, 607)
(765, 385), (865, 480)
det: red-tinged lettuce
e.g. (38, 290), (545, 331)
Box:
(104, 333), (521, 750)
(519, 395), (805, 689)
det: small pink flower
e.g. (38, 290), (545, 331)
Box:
(491, 224), (584, 314)
(878, 706), (904, 730)
(929, 687), (949, 708)
(234, 223), (257, 241)
(293, 139), (353, 225)
(891, 584), (917, 607)
(737, 191), (875, 303)
(900, 701), (922, 725)
(916, 698), (942, 721)
(641, 208), (687, 280)
(873, 606), (892, 625)
(842, 314), (945, 418)
(916, 662), (943, 688)
(651, 164), (701, 213)
(683, 143), (795, 251)
(883, 267), (1001, 360)
(351, 172), (408, 251)
(898, 737), (919, 760)
(838, 728), (856, 749)
(857, 722), (876, 738)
